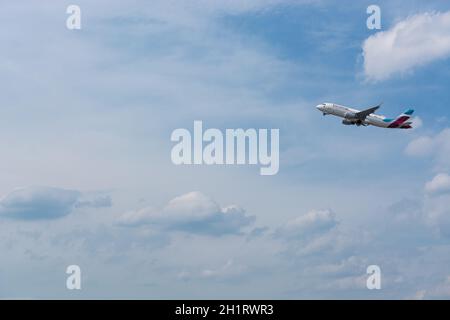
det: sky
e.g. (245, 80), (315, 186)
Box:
(1, 0), (450, 299)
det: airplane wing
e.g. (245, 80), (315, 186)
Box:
(355, 104), (381, 120)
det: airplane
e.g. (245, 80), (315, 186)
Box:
(315, 103), (414, 129)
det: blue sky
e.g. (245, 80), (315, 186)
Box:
(1, 0), (450, 299)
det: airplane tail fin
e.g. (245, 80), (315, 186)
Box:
(387, 109), (414, 128)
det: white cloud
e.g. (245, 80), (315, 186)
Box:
(425, 173), (450, 195)
(405, 136), (435, 156)
(118, 191), (255, 235)
(405, 128), (450, 170)
(363, 11), (450, 81)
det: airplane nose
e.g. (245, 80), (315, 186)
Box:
(316, 104), (323, 111)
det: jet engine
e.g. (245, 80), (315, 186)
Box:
(342, 119), (355, 125)
(342, 119), (364, 126)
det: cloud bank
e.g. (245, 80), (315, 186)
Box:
(0, 186), (80, 220)
(0, 186), (112, 220)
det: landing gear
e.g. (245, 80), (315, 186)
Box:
(323, 113), (326, 116)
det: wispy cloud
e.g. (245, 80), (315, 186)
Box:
(276, 209), (338, 240)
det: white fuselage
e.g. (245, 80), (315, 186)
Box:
(316, 103), (390, 128)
